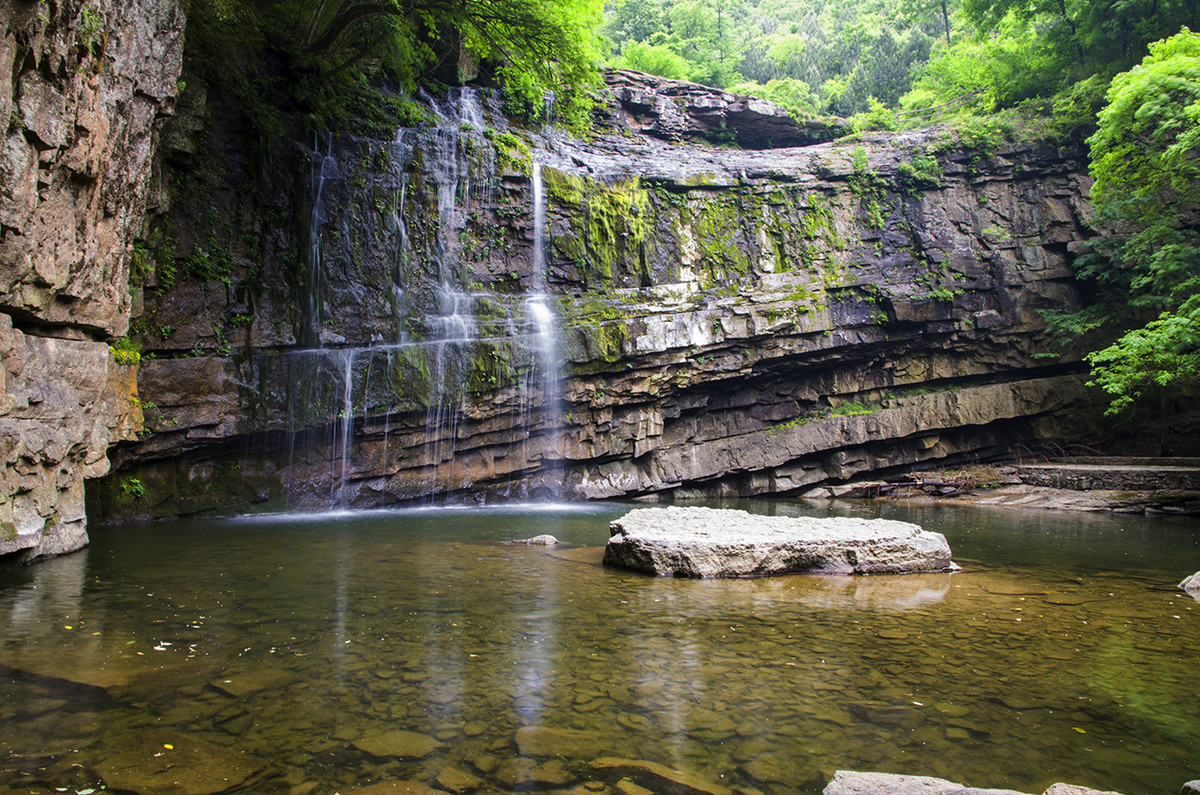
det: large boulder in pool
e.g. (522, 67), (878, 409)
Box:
(603, 507), (955, 578)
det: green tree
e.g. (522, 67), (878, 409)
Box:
(900, 0), (958, 45)
(1083, 27), (1200, 415)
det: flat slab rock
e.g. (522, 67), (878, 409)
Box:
(823, 771), (1123, 795)
(603, 507), (955, 578)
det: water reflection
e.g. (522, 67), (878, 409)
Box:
(0, 502), (1197, 795)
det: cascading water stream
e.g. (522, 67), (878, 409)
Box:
(304, 135), (338, 348)
(422, 110), (475, 499)
(525, 161), (565, 499)
(280, 89), (574, 508)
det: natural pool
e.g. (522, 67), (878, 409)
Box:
(1, 501), (1198, 795)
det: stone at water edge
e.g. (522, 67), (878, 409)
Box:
(518, 534), (560, 545)
(1181, 780), (1200, 795)
(603, 507), (955, 578)
(1042, 786), (1124, 795)
(822, 772), (1126, 795)
(1178, 571), (1200, 591)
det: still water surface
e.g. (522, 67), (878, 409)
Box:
(1, 501), (1198, 795)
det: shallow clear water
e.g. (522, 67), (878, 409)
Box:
(1, 501), (1198, 795)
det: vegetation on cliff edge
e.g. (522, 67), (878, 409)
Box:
(183, 0), (605, 133)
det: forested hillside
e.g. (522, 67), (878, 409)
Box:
(605, 0), (1198, 122)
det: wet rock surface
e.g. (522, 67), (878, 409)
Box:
(603, 507), (955, 577)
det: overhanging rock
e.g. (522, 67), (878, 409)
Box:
(603, 506), (956, 578)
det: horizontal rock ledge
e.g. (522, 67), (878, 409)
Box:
(603, 507), (956, 578)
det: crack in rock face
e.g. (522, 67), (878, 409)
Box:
(602, 506), (956, 578)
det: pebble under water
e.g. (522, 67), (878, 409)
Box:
(1, 501), (1198, 795)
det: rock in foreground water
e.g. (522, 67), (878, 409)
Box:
(603, 507), (955, 578)
(824, 771), (1124, 795)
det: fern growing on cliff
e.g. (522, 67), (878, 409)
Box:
(184, 0), (604, 132)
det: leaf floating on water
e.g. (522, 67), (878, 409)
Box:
(1073, 727), (1087, 733)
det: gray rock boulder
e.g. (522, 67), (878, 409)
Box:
(1042, 785), (1123, 795)
(823, 771), (1026, 795)
(1180, 781), (1200, 795)
(517, 534), (560, 545)
(603, 507), (955, 578)
(1178, 571), (1200, 591)
(824, 772), (1123, 795)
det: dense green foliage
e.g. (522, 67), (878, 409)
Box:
(1081, 28), (1200, 415)
(184, 0), (605, 132)
(605, 0), (943, 116)
(603, 0), (1200, 125)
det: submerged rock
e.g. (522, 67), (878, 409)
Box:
(603, 507), (955, 578)
(590, 757), (732, 795)
(495, 758), (577, 789)
(351, 729), (445, 759)
(94, 729), (267, 795)
(346, 782), (444, 794)
(515, 726), (608, 758)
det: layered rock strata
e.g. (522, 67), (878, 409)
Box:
(603, 506), (955, 577)
(0, 0), (183, 558)
(94, 74), (1096, 520)
(602, 67), (846, 148)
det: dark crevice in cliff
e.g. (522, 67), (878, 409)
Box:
(4, 307), (107, 342)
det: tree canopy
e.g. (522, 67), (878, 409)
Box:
(601, 0), (1200, 128)
(1081, 28), (1200, 415)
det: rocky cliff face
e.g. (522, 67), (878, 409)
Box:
(0, 0), (183, 559)
(91, 73), (1097, 520)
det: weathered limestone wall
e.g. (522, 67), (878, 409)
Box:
(91, 75), (1099, 520)
(0, 0), (183, 559)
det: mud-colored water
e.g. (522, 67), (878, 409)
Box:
(1, 501), (1197, 794)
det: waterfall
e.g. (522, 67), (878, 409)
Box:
(525, 161), (565, 499)
(273, 88), (575, 509)
(390, 131), (411, 343)
(304, 134), (338, 348)
(422, 100), (479, 500)
(336, 348), (355, 504)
